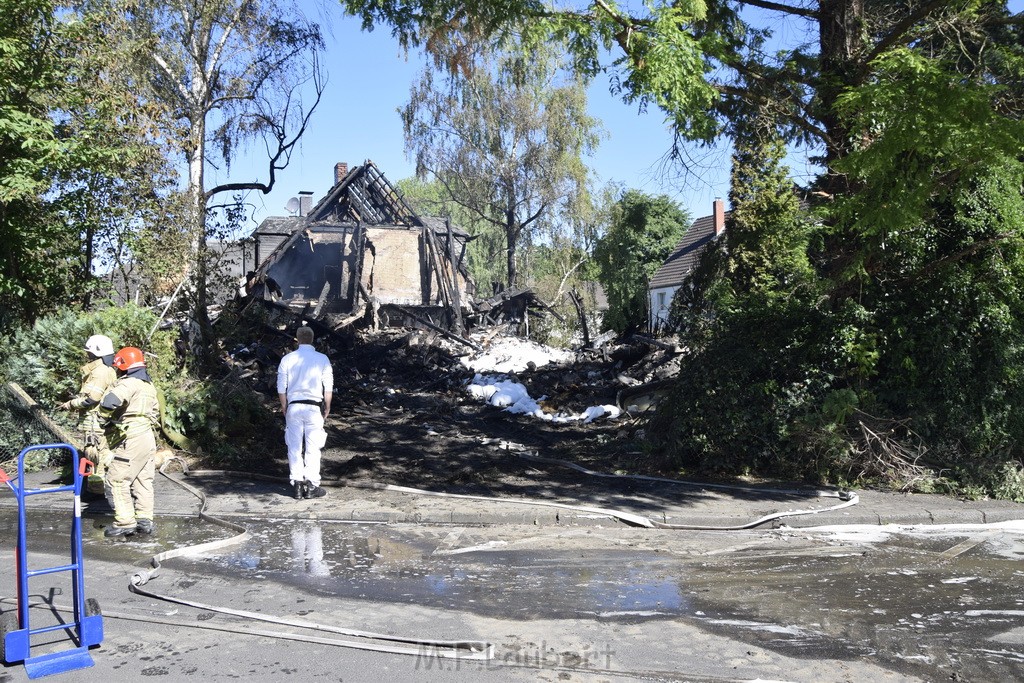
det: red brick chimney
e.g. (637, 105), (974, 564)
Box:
(713, 198), (725, 236)
(334, 162), (349, 185)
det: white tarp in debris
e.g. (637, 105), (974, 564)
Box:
(461, 336), (619, 423)
(467, 374), (620, 424)
(460, 337), (573, 374)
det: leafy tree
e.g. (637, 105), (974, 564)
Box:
(344, 0), (1024, 198)
(401, 33), (601, 288)
(1, 0), (74, 324)
(594, 190), (689, 334)
(831, 48), (1024, 469)
(103, 0), (325, 361)
(0, 0), (170, 323)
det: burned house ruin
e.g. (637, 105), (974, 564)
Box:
(246, 161), (478, 336)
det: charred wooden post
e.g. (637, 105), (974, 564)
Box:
(445, 218), (464, 335)
(395, 306), (482, 351)
(568, 287), (590, 347)
(312, 281), (331, 318)
(350, 221), (366, 310)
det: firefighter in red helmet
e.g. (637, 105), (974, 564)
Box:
(97, 346), (159, 538)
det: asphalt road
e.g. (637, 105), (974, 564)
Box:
(3, 509), (1024, 681)
(2, 466), (1024, 682)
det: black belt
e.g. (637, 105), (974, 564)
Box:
(289, 399), (322, 406)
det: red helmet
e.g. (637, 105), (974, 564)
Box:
(113, 347), (146, 371)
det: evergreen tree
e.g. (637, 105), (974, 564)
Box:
(594, 190), (689, 335)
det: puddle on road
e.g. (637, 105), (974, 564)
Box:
(0, 509), (241, 568)
(189, 520), (1024, 681)
(197, 520), (690, 621)
(687, 536), (1024, 681)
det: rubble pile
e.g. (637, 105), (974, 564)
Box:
(224, 322), (681, 420)
(214, 312), (687, 491)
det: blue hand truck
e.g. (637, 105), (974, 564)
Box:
(0, 443), (104, 678)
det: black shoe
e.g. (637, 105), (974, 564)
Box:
(136, 519), (155, 535)
(104, 524), (136, 538)
(305, 484), (327, 499)
(292, 481), (306, 499)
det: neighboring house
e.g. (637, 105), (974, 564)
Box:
(648, 198), (726, 333)
(106, 236), (255, 307)
(248, 160), (475, 333)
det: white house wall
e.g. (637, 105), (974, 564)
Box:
(649, 285), (678, 333)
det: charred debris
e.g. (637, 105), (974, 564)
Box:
(225, 325), (683, 424)
(238, 160), (559, 348)
(222, 160), (680, 416)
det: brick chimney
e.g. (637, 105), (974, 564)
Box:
(298, 191), (313, 217)
(334, 162), (349, 185)
(713, 198), (725, 236)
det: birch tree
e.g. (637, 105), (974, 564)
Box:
(401, 36), (600, 289)
(114, 0), (324, 358)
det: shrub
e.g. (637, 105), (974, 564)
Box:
(0, 303), (277, 470)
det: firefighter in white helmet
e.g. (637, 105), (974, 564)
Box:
(97, 346), (160, 538)
(59, 334), (118, 495)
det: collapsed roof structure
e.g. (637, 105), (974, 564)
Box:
(247, 161), (478, 337)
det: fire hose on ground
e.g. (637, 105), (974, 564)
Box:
(122, 447), (857, 660)
(128, 459), (493, 660)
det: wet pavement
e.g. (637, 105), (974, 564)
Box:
(1, 468), (1023, 681)
(124, 466), (1024, 529)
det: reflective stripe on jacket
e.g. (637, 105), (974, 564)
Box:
(100, 376), (159, 448)
(72, 358), (117, 434)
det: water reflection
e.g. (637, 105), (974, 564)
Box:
(291, 524), (329, 577)
(203, 522), (687, 620)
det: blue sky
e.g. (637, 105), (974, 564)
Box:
(224, 2), (742, 232)
(225, 1), (1015, 233)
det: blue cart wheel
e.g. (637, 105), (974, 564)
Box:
(83, 598), (103, 649)
(0, 610), (18, 662)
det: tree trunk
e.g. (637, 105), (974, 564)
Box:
(83, 219), (95, 308)
(505, 222), (518, 289)
(187, 116), (213, 366)
(817, 0), (867, 194)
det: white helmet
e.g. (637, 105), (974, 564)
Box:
(84, 334), (115, 357)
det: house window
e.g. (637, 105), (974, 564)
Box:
(657, 292), (666, 311)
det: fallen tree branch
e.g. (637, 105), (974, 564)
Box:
(5, 382), (81, 448)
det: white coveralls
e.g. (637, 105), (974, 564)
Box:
(277, 344), (333, 487)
